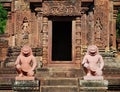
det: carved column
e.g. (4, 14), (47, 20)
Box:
(75, 17), (81, 67)
(42, 17), (49, 66)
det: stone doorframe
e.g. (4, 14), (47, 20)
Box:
(42, 17), (81, 67)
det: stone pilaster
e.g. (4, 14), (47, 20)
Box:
(36, 9), (43, 47)
(75, 17), (81, 67)
(94, 0), (110, 50)
(109, 0), (117, 50)
(42, 17), (49, 66)
(81, 14), (87, 47)
(112, 12), (117, 50)
(87, 11), (94, 45)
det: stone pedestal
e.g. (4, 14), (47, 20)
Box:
(12, 80), (40, 92)
(15, 76), (35, 80)
(83, 76), (104, 80)
(79, 80), (108, 92)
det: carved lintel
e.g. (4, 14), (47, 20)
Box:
(43, 1), (81, 16)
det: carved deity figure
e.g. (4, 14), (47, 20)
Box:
(22, 17), (30, 37)
(94, 18), (103, 47)
(95, 18), (102, 39)
(82, 45), (104, 77)
(15, 45), (37, 77)
(21, 17), (30, 45)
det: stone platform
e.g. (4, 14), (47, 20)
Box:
(79, 80), (108, 92)
(12, 80), (40, 92)
(0, 67), (119, 92)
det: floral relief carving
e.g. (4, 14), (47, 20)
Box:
(43, 1), (81, 16)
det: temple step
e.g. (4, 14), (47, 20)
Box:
(0, 68), (16, 78)
(0, 67), (119, 92)
(41, 86), (78, 92)
(36, 67), (83, 78)
(40, 78), (78, 92)
(0, 68), (16, 74)
(0, 78), (13, 91)
(41, 78), (78, 86)
(0, 68), (15, 80)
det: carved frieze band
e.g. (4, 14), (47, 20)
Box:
(43, 1), (81, 16)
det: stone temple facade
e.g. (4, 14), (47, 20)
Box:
(0, 0), (120, 92)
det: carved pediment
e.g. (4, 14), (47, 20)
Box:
(43, 1), (81, 16)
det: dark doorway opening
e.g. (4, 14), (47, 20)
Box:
(52, 21), (72, 61)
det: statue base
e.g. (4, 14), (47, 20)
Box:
(13, 80), (40, 92)
(79, 80), (108, 92)
(83, 75), (103, 80)
(15, 76), (35, 80)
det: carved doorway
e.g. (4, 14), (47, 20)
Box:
(48, 17), (74, 64)
(52, 21), (72, 61)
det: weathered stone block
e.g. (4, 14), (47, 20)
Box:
(79, 80), (108, 92)
(0, 78), (12, 90)
(41, 86), (78, 92)
(12, 80), (40, 92)
(41, 78), (78, 86)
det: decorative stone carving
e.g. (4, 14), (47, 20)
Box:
(43, 1), (81, 16)
(21, 17), (30, 39)
(42, 17), (49, 66)
(15, 10), (32, 46)
(75, 17), (81, 64)
(82, 45), (104, 80)
(2, 0), (116, 69)
(15, 45), (37, 80)
(94, 0), (109, 49)
(94, 18), (103, 47)
(14, 0), (30, 11)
